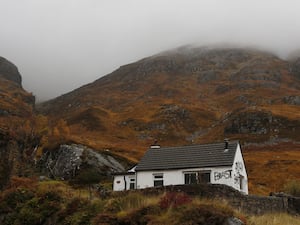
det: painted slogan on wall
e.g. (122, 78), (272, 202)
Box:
(214, 170), (232, 181)
(213, 161), (244, 184)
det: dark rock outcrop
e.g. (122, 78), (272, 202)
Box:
(0, 56), (22, 86)
(283, 96), (300, 105)
(289, 57), (300, 79)
(225, 111), (273, 135)
(0, 129), (12, 189)
(39, 144), (127, 180)
(224, 109), (300, 142)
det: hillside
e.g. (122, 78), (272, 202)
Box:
(0, 57), (36, 189)
(0, 57), (34, 121)
(38, 47), (300, 150)
(37, 46), (300, 194)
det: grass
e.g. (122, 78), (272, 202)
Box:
(3, 178), (300, 224)
(283, 180), (300, 197)
(244, 143), (300, 195)
(248, 213), (300, 225)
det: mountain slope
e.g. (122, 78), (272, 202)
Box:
(38, 47), (300, 155)
(0, 56), (35, 189)
(38, 47), (300, 194)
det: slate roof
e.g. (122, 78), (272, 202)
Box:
(135, 141), (239, 171)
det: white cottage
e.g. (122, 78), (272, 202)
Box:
(113, 140), (248, 194)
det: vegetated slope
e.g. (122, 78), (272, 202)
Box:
(0, 57), (34, 123)
(38, 46), (300, 194)
(0, 56), (36, 189)
(39, 46), (300, 154)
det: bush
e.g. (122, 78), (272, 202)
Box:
(0, 188), (34, 212)
(118, 205), (161, 225)
(283, 180), (300, 197)
(176, 203), (233, 225)
(57, 197), (101, 225)
(103, 192), (147, 213)
(92, 213), (119, 225)
(159, 192), (191, 209)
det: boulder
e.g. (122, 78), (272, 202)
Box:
(39, 144), (126, 180)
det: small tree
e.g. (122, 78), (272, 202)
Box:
(71, 166), (102, 200)
(283, 180), (300, 197)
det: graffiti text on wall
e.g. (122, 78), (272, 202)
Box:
(214, 170), (232, 181)
(234, 161), (243, 185)
(235, 162), (243, 173)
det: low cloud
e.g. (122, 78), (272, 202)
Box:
(1, 0), (300, 101)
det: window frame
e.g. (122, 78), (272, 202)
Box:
(129, 177), (136, 190)
(153, 173), (164, 187)
(183, 170), (211, 184)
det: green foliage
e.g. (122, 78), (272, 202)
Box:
(22, 193), (61, 224)
(283, 180), (300, 197)
(103, 192), (149, 213)
(119, 205), (162, 225)
(159, 192), (191, 209)
(57, 197), (105, 225)
(0, 181), (244, 225)
(175, 203), (234, 225)
(0, 188), (34, 212)
(0, 189), (61, 225)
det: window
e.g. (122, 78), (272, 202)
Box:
(153, 174), (164, 187)
(199, 172), (211, 183)
(239, 175), (244, 191)
(129, 178), (135, 190)
(184, 171), (211, 184)
(185, 173), (197, 184)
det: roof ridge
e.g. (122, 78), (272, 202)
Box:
(150, 140), (239, 150)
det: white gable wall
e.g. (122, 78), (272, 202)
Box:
(232, 144), (248, 194)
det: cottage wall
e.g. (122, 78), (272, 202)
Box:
(113, 174), (136, 191)
(113, 175), (126, 191)
(136, 166), (235, 190)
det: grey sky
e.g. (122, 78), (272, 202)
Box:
(1, 0), (300, 101)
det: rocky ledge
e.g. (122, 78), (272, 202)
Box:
(0, 56), (22, 86)
(39, 144), (127, 180)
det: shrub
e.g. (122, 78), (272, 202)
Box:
(159, 192), (191, 209)
(283, 180), (300, 197)
(118, 205), (161, 225)
(92, 213), (119, 225)
(13, 194), (61, 225)
(103, 192), (148, 213)
(103, 198), (122, 213)
(0, 188), (34, 212)
(176, 203), (232, 225)
(58, 197), (101, 225)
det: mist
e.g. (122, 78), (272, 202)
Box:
(1, 0), (300, 101)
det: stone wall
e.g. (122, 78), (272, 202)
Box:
(140, 184), (300, 215)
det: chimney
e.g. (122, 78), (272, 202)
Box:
(224, 138), (229, 152)
(150, 140), (160, 149)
